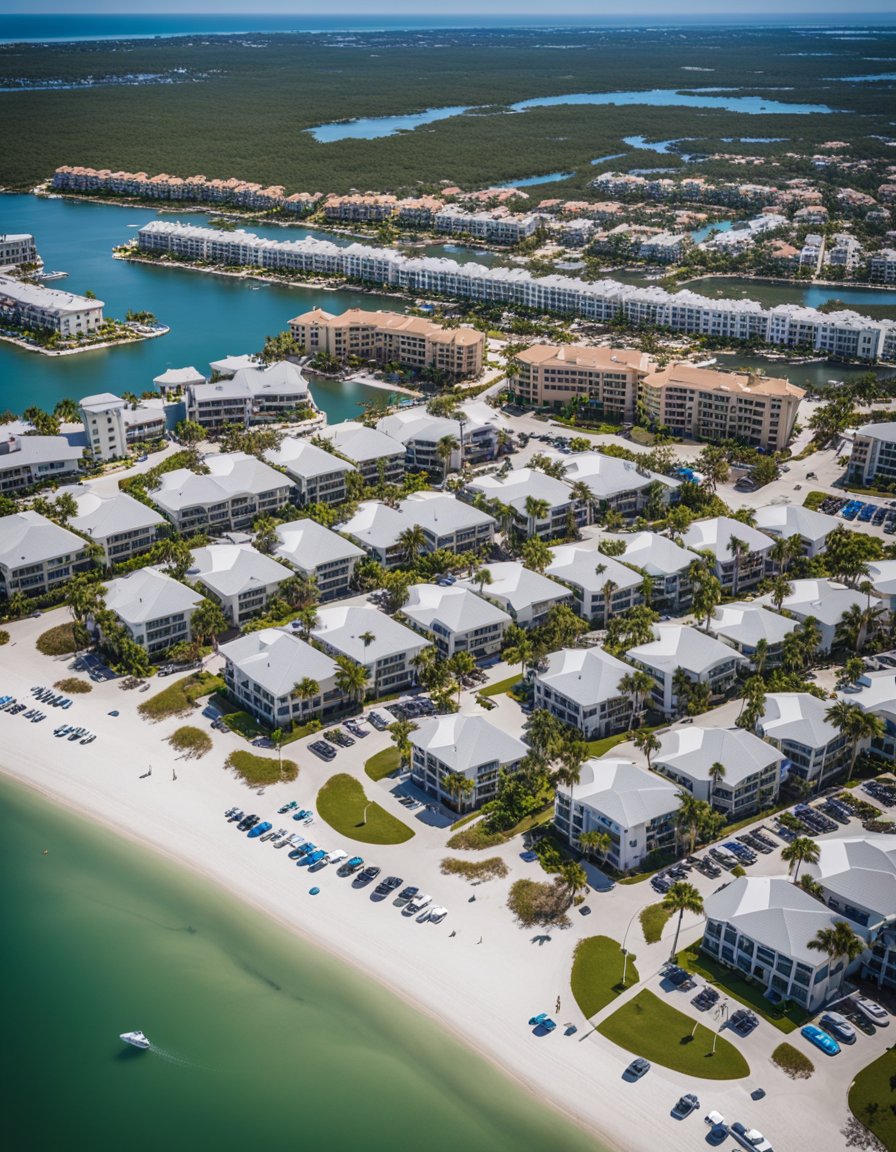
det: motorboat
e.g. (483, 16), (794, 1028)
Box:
(120, 1030), (150, 1050)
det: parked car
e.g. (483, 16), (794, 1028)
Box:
(801, 1024), (840, 1056)
(730, 1122), (774, 1152)
(338, 856), (364, 877)
(395, 885), (419, 907)
(406, 892), (432, 915)
(820, 1012), (856, 1044)
(854, 997), (889, 1028)
(309, 740), (336, 761)
(672, 1093), (699, 1119)
(355, 865), (381, 886)
(624, 1058), (650, 1080)
(374, 875), (403, 898)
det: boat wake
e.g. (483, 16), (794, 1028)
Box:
(148, 1045), (204, 1070)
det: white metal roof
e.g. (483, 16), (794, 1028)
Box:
(399, 491), (496, 536)
(410, 713), (527, 774)
(187, 544), (292, 598)
(756, 578), (867, 627)
(456, 561), (570, 615)
(466, 467), (574, 514)
(220, 627), (338, 698)
(628, 624), (745, 676)
(810, 836), (896, 925)
(546, 543), (642, 594)
(753, 502), (839, 544)
(655, 725), (783, 786)
(0, 433), (83, 473)
(152, 452), (293, 512)
(536, 646), (632, 707)
(0, 510), (85, 568)
(758, 692), (841, 751)
(273, 518), (364, 572)
(559, 757), (680, 829)
(613, 530), (695, 577)
(710, 602), (799, 648)
(320, 421), (405, 463)
(401, 582), (511, 635)
(682, 515), (773, 559)
(58, 483), (165, 540)
(265, 436), (356, 480)
(104, 567), (204, 625)
(312, 604), (431, 664)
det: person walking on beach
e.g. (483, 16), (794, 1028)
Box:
(555, 996), (561, 1013)
(172, 769), (177, 781)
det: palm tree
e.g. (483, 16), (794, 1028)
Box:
(617, 669), (654, 728)
(291, 676), (320, 719)
(769, 536), (791, 577)
(524, 495), (550, 538)
(632, 728), (660, 770)
(436, 434), (459, 481)
(399, 524), (427, 565)
(825, 700), (885, 776)
(578, 829), (612, 867)
(334, 655), (369, 707)
(569, 479), (593, 525)
(674, 791), (703, 856)
(554, 740), (588, 845)
(770, 575), (794, 612)
(449, 651), (476, 705)
(601, 576), (619, 628)
(388, 718), (418, 771)
(190, 598), (228, 653)
(781, 835), (820, 886)
(708, 761), (726, 806)
(504, 634), (534, 683)
(443, 770), (475, 812)
(294, 604), (319, 640)
(807, 920), (867, 994)
(662, 881), (704, 962)
(472, 566), (493, 595)
(727, 535), (750, 598)
(557, 860), (589, 907)
(753, 638), (770, 677)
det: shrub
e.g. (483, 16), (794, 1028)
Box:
(138, 672), (224, 720)
(36, 622), (78, 656)
(731, 864), (746, 878)
(0, 629), (9, 645)
(167, 726), (213, 759)
(447, 821), (505, 850)
(639, 903), (672, 945)
(440, 856), (509, 882)
(771, 1042), (814, 1079)
(54, 677), (92, 694)
(507, 877), (570, 928)
(226, 749), (298, 785)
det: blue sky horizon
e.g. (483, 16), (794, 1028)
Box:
(1, 1), (895, 18)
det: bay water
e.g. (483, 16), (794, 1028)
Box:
(0, 774), (600, 1152)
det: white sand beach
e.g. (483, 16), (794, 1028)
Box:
(0, 608), (879, 1152)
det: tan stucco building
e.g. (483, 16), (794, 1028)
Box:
(511, 344), (653, 420)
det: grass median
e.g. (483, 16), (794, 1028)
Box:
(226, 749), (298, 786)
(597, 990), (749, 1080)
(848, 1048), (896, 1152)
(317, 773), (414, 845)
(364, 747), (400, 781)
(571, 936), (638, 1018)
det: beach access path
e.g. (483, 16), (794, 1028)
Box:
(0, 608), (887, 1152)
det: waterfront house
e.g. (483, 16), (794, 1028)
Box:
(409, 713), (527, 810)
(102, 568), (205, 657)
(221, 627), (342, 728)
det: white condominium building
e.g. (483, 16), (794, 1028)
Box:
(265, 437), (356, 506)
(58, 483), (166, 565)
(0, 510), (89, 598)
(187, 544), (293, 626)
(653, 726), (783, 817)
(185, 361), (315, 431)
(311, 604), (431, 697)
(400, 583), (511, 662)
(410, 713), (527, 810)
(0, 275), (104, 336)
(273, 518), (365, 601)
(534, 646), (634, 740)
(0, 233), (38, 267)
(221, 628), (343, 728)
(102, 568), (205, 656)
(848, 422), (896, 486)
(0, 430), (83, 494)
(150, 452), (294, 534)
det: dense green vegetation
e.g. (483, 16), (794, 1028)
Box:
(317, 773), (414, 845)
(597, 990), (749, 1079)
(2, 28), (894, 193)
(848, 1049), (896, 1152)
(570, 936), (638, 1018)
(36, 622), (79, 656)
(138, 671), (224, 720)
(226, 748), (298, 785)
(771, 1042), (814, 1079)
(639, 903), (672, 945)
(167, 726), (213, 759)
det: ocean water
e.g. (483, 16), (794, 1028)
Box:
(0, 775), (600, 1152)
(0, 194), (405, 419)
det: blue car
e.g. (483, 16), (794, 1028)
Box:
(303, 849), (326, 867)
(248, 820), (272, 839)
(801, 1024), (840, 1056)
(295, 842), (317, 857)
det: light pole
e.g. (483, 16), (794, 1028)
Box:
(620, 903), (649, 987)
(361, 801), (372, 826)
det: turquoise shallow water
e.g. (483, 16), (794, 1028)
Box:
(0, 194), (407, 420)
(0, 775), (600, 1152)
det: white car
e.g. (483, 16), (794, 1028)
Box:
(820, 1011), (856, 1043)
(406, 893), (432, 915)
(325, 849), (348, 865)
(855, 997), (889, 1027)
(429, 907), (447, 923)
(731, 1123), (773, 1152)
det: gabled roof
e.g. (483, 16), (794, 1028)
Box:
(682, 516), (773, 559)
(0, 509), (85, 568)
(536, 646), (632, 707)
(410, 713), (527, 774)
(756, 578), (866, 627)
(559, 757), (680, 828)
(187, 544), (292, 598)
(628, 624), (744, 676)
(758, 692), (841, 750)
(704, 876), (866, 964)
(655, 725), (783, 785)
(312, 604), (430, 664)
(867, 560), (896, 599)
(401, 583), (511, 635)
(546, 543), (641, 594)
(810, 836), (896, 925)
(612, 530), (695, 577)
(273, 518), (364, 571)
(456, 562), (570, 615)
(57, 484), (165, 539)
(104, 568), (204, 625)
(265, 436), (356, 479)
(320, 421), (405, 463)
(466, 467), (574, 514)
(220, 627), (337, 698)
(710, 602), (799, 648)
(753, 503), (839, 544)
(152, 452), (293, 512)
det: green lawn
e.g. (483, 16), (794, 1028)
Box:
(571, 936), (639, 1018)
(317, 774), (414, 845)
(480, 673), (522, 698)
(597, 990), (750, 1080)
(138, 673), (225, 720)
(639, 903), (672, 945)
(849, 1049), (896, 1152)
(679, 943), (810, 1034)
(446, 805), (553, 850)
(364, 747), (400, 781)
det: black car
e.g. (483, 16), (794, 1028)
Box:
(395, 885), (419, 907)
(309, 740), (337, 761)
(238, 813), (259, 831)
(355, 865), (381, 886)
(374, 875), (403, 897)
(730, 1009), (758, 1036)
(672, 1093), (699, 1119)
(624, 1058), (650, 1080)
